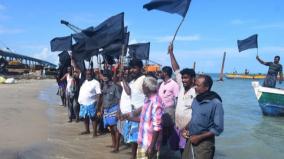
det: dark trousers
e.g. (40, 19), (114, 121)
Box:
(73, 95), (80, 120)
(182, 137), (215, 159)
(66, 93), (75, 120)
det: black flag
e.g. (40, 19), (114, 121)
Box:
(50, 35), (72, 52)
(58, 51), (71, 78)
(143, 0), (191, 17)
(85, 12), (124, 51)
(100, 31), (130, 58)
(128, 43), (150, 60)
(237, 34), (258, 52)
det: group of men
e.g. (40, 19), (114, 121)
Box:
(56, 43), (224, 159)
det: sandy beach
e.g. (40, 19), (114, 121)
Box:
(0, 79), (131, 159)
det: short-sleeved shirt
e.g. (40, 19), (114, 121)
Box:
(78, 79), (101, 106)
(130, 75), (146, 110)
(158, 79), (179, 108)
(102, 82), (121, 108)
(266, 62), (282, 76)
(174, 70), (196, 129)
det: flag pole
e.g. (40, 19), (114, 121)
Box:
(257, 48), (259, 56)
(171, 17), (186, 44)
(119, 45), (125, 77)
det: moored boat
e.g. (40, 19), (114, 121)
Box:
(226, 73), (266, 79)
(252, 81), (284, 116)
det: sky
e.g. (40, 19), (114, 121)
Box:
(0, 0), (284, 73)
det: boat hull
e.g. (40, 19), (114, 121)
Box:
(252, 81), (284, 116)
(226, 74), (266, 79)
(259, 103), (284, 116)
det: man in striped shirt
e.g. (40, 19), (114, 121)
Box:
(126, 76), (163, 159)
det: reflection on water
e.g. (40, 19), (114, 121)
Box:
(213, 78), (284, 159)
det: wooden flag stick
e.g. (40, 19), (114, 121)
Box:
(171, 17), (186, 44)
(119, 44), (125, 76)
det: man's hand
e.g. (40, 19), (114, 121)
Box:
(97, 111), (102, 118)
(120, 113), (129, 120)
(181, 129), (190, 139)
(168, 42), (173, 54)
(190, 135), (202, 145)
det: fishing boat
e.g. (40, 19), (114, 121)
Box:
(226, 73), (266, 79)
(252, 81), (284, 116)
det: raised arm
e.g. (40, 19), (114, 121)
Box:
(256, 55), (269, 66)
(168, 43), (180, 71)
(122, 79), (131, 96)
(60, 73), (67, 81)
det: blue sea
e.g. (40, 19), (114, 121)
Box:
(210, 74), (284, 159)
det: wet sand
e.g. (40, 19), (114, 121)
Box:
(0, 79), (131, 159)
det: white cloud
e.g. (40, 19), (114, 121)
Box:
(260, 46), (284, 53)
(33, 47), (58, 65)
(154, 35), (201, 43)
(144, 45), (284, 73)
(231, 19), (245, 25)
(251, 23), (284, 29)
(0, 26), (24, 34)
(129, 38), (138, 45)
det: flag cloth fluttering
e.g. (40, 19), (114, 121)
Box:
(128, 43), (150, 60)
(50, 35), (72, 52)
(237, 34), (258, 52)
(85, 12), (124, 51)
(143, 0), (191, 17)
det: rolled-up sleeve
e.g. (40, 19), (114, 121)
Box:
(209, 101), (224, 136)
(152, 102), (163, 131)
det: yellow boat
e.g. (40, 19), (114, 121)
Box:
(225, 73), (266, 79)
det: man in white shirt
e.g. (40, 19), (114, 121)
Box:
(168, 43), (196, 156)
(78, 69), (101, 137)
(122, 59), (145, 159)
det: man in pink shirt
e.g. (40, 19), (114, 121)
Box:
(158, 66), (179, 144)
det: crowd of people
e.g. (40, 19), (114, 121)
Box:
(56, 43), (224, 159)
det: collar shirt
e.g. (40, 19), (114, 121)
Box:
(189, 98), (224, 136)
(174, 70), (196, 129)
(158, 79), (179, 108)
(137, 94), (163, 150)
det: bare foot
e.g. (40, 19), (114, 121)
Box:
(110, 149), (119, 153)
(79, 131), (90, 135)
(92, 133), (99, 138)
(106, 145), (115, 148)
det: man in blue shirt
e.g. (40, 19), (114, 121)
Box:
(183, 74), (224, 159)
